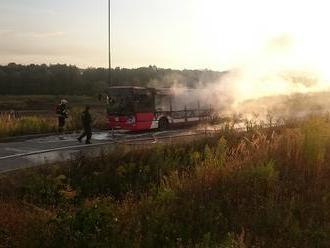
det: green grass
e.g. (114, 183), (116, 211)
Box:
(2, 117), (330, 247)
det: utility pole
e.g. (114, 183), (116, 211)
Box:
(108, 0), (111, 86)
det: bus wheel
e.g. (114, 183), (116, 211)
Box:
(158, 117), (169, 130)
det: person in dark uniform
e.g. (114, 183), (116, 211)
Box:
(98, 93), (103, 102)
(106, 95), (114, 114)
(56, 99), (68, 134)
(77, 106), (92, 144)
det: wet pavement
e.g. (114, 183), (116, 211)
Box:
(0, 128), (215, 173)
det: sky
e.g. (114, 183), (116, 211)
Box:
(0, 0), (330, 70)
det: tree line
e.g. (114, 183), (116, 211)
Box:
(0, 63), (227, 95)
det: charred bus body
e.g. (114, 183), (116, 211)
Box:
(106, 86), (214, 131)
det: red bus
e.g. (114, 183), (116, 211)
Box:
(106, 86), (213, 131)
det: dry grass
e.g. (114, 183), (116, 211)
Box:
(0, 114), (56, 137)
(0, 107), (108, 138)
(0, 200), (50, 247)
(1, 116), (330, 246)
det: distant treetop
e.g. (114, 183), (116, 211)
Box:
(0, 63), (228, 95)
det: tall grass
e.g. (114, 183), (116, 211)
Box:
(0, 108), (107, 138)
(0, 114), (56, 138)
(2, 117), (330, 246)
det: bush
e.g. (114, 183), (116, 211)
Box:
(3, 117), (330, 246)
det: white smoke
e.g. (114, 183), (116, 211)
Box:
(190, 33), (330, 119)
(226, 34), (330, 103)
(164, 30), (330, 122)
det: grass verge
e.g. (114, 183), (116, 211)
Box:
(1, 117), (330, 247)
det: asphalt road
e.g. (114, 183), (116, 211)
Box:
(0, 128), (215, 173)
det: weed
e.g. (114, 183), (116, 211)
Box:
(2, 117), (330, 246)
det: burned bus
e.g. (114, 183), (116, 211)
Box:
(106, 86), (213, 131)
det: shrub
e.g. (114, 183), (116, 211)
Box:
(3, 117), (330, 246)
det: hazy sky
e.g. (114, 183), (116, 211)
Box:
(0, 0), (329, 70)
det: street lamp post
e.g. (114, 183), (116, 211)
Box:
(108, 0), (111, 86)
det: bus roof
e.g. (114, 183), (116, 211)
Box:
(107, 86), (204, 96)
(107, 86), (172, 96)
(108, 86), (148, 90)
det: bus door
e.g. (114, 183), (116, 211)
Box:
(133, 89), (155, 128)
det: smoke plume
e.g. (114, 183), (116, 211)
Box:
(169, 33), (330, 120)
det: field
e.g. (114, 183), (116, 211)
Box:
(1, 116), (330, 247)
(1, 91), (330, 138)
(0, 95), (108, 138)
(0, 95), (105, 111)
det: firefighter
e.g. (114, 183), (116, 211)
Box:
(98, 93), (103, 102)
(56, 99), (68, 134)
(106, 95), (114, 105)
(106, 95), (114, 114)
(77, 105), (92, 144)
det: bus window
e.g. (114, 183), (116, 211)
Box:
(106, 88), (134, 115)
(155, 95), (171, 112)
(134, 89), (154, 112)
